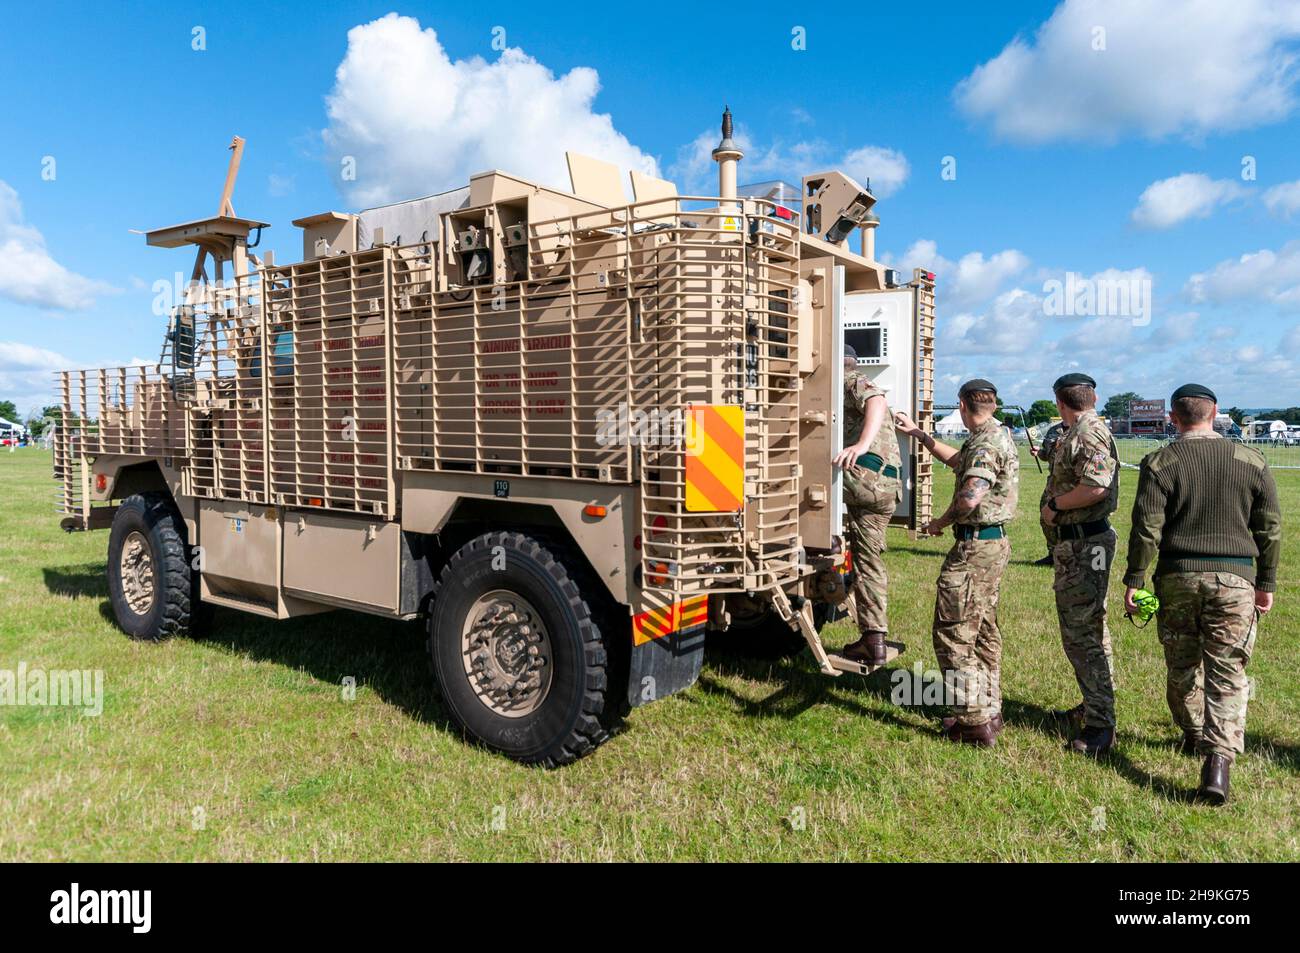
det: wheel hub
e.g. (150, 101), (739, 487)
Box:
(461, 590), (552, 717)
(119, 530), (155, 615)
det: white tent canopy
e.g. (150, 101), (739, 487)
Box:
(934, 409), (967, 436)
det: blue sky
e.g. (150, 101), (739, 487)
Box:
(3, 0), (1300, 417)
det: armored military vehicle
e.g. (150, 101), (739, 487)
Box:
(54, 111), (935, 765)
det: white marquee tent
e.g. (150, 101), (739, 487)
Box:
(934, 409), (967, 437)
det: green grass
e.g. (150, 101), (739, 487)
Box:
(2, 447), (1297, 861)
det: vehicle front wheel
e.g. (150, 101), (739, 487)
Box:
(427, 531), (621, 767)
(106, 493), (197, 641)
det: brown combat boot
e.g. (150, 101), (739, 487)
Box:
(1052, 704), (1085, 735)
(1197, 755), (1231, 805)
(842, 631), (887, 666)
(944, 712), (1003, 734)
(1068, 725), (1115, 758)
(941, 718), (997, 748)
(1179, 730), (1202, 756)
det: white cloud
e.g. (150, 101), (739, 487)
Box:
(0, 181), (114, 310)
(886, 240), (1029, 311)
(0, 341), (156, 416)
(1185, 240), (1300, 308)
(839, 146), (910, 199)
(1055, 313), (1140, 355)
(323, 14), (657, 206)
(668, 124), (908, 198)
(0, 340), (71, 416)
(1263, 180), (1300, 218)
(943, 288), (1045, 355)
(1153, 311), (1200, 344)
(1131, 174), (1245, 229)
(955, 0), (1300, 143)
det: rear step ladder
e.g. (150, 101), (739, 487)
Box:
(770, 590), (904, 676)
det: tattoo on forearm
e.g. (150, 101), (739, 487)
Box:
(955, 477), (991, 511)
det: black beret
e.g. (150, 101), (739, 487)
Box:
(1053, 372), (1096, 391)
(959, 378), (997, 398)
(1171, 383), (1217, 403)
(843, 344), (857, 360)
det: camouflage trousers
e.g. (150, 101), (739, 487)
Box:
(1052, 530), (1116, 728)
(845, 482), (898, 634)
(933, 536), (1010, 726)
(1155, 571), (1258, 762)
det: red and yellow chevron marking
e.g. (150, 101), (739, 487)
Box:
(684, 404), (744, 513)
(633, 595), (709, 646)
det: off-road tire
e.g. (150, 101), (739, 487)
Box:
(106, 493), (198, 641)
(427, 531), (621, 767)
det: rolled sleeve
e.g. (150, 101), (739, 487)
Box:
(1076, 448), (1117, 490)
(961, 446), (999, 485)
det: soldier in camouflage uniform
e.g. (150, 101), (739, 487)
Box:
(1039, 373), (1120, 757)
(832, 347), (903, 666)
(1033, 421), (1065, 565)
(895, 379), (1018, 747)
(1124, 383), (1281, 804)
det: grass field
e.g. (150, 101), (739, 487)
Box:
(2, 446), (1297, 861)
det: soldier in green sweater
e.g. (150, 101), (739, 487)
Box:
(1124, 383), (1282, 804)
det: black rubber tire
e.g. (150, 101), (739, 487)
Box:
(106, 493), (196, 641)
(427, 531), (619, 767)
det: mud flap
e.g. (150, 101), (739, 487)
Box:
(626, 627), (706, 709)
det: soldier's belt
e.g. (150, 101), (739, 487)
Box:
(1055, 518), (1111, 541)
(856, 451), (900, 480)
(954, 524), (1006, 541)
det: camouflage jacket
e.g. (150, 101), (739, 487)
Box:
(1047, 410), (1119, 524)
(952, 417), (1019, 525)
(1037, 421), (1066, 513)
(842, 370), (901, 506)
(1039, 422), (1065, 471)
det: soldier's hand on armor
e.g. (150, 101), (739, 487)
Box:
(1255, 590), (1274, 614)
(1040, 502), (1058, 525)
(1124, 587), (1141, 616)
(921, 520), (945, 537)
(893, 411), (919, 435)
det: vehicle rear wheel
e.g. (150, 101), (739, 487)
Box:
(428, 531), (621, 766)
(106, 493), (197, 641)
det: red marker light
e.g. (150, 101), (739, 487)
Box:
(772, 205), (795, 221)
(94, 473), (107, 493)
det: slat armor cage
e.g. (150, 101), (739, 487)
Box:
(56, 197), (804, 597)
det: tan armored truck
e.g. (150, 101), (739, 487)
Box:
(53, 113), (935, 765)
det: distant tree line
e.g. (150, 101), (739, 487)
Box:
(0, 401), (65, 437)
